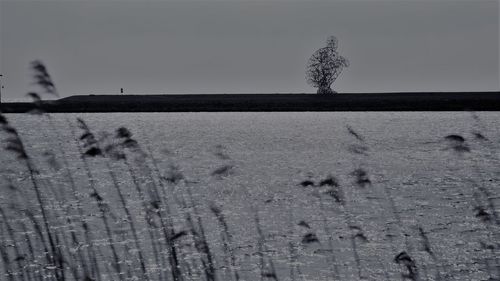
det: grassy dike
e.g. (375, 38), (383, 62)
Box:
(2, 92), (500, 113)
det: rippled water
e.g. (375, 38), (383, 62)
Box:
(1, 112), (500, 280)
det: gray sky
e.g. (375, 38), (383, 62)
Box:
(0, 0), (498, 101)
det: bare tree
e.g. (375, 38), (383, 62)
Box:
(306, 36), (349, 94)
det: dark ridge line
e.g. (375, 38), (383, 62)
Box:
(1, 92), (500, 113)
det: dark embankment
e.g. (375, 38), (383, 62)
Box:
(1, 92), (500, 113)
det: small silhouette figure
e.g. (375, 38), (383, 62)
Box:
(120, 88), (124, 94)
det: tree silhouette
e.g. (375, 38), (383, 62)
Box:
(306, 36), (349, 94)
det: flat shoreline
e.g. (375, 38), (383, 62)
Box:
(1, 92), (500, 113)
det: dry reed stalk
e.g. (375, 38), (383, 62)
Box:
(346, 125), (422, 280)
(28, 67), (93, 276)
(71, 118), (124, 278)
(253, 210), (278, 281)
(313, 176), (342, 280)
(179, 188), (217, 281)
(209, 203), (241, 281)
(306, 173), (365, 280)
(0, 207), (27, 280)
(18, 219), (38, 281)
(417, 226), (442, 280)
(125, 158), (163, 280)
(113, 128), (165, 280)
(0, 222), (15, 281)
(467, 114), (500, 228)
(145, 145), (185, 281)
(24, 210), (51, 278)
(42, 112), (99, 280)
(285, 209), (305, 281)
(103, 160), (149, 280)
(29, 61), (94, 279)
(445, 124), (500, 280)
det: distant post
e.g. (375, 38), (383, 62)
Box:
(120, 88), (124, 94)
(0, 74), (3, 103)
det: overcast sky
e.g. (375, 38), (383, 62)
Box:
(0, 0), (498, 101)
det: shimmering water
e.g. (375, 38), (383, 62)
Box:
(1, 112), (500, 280)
